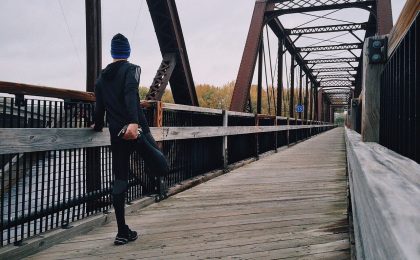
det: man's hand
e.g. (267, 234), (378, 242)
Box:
(90, 124), (103, 132)
(123, 123), (139, 140)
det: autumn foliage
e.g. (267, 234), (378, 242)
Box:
(139, 81), (312, 117)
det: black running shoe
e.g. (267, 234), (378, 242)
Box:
(155, 177), (168, 202)
(114, 226), (138, 245)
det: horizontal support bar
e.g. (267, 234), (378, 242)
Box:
(0, 81), (95, 102)
(286, 23), (369, 35)
(317, 75), (356, 79)
(320, 80), (355, 87)
(163, 103), (223, 115)
(298, 43), (363, 52)
(268, 1), (375, 17)
(0, 125), (333, 154)
(306, 58), (359, 64)
(311, 67), (356, 72)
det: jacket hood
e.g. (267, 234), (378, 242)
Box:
(101, 60), (127, 80)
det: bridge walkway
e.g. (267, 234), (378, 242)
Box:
(28, 127), (349, 259)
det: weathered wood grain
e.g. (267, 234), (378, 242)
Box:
(0, 125), (333, 154)
(361, 35), (386, 142)
(388, 0), (420, 55)
(345, 128), (420, 260)
(27, 128), (349, 259)
(163, 102), (223, 115)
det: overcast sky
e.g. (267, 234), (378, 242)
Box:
(0, 0), (406, 91)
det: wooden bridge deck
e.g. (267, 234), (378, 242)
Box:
(28, 128), (349, 260)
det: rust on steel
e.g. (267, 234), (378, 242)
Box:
(146, 0), (199, 106)
(230, 1), (272, 112)
(376, 0), (393, 35)
(146, 53), (177, 101)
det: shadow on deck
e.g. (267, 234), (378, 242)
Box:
(28, 128), (349, 259)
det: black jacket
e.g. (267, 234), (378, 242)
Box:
(94, 60), (150, 138)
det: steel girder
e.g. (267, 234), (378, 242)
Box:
(146, 0), (198, 106)
(267, 19), (318, 84)
(85, 0), (101, 92)
(146, 53), (177, 101)
(320, 80), (354, 87)
(231, 0), (391, 112)
(230, 1), (270, 112)
(270, 0), (375, 10)
(324, 91), (352, 96)
(306, 58), (359, 64)
(285, 23), (369, 35)
(320, 86), (354, 91)
(311, 67), (357, 73)
(268, 0), (376, 18)
(317, 74), (355, 80)
(324, 93), (351, 97)
(297, 43), (363, 52)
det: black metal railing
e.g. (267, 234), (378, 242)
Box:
(380, 14), (419, 163)
(0, 92), (334, 247)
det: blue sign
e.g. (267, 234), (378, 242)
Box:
(296, 104), (304, 113)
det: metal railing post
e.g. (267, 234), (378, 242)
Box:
(222, 110), (229, 169)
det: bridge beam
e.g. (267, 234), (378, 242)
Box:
(286, 23), (370, 35)
(146, 0), (198, 106)
(230, 1), (271, 112)
(267, 1), (376, 19)
(298, 43), (363, 53)
(289, 55), (295, 118)
(85, 0), (102, 213)
(277, 38), (284, 116)
(85, 0), (101, 92)
(376, 0), (393, 34)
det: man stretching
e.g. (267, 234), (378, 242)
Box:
(93, 33), (146, 245)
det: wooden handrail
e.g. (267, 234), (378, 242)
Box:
(0, 81), (96, 102)
(388, 0), (419, 55)
(0, 124), (333, 154)
(0, 81), (323, 121)
(345, 128), (420, 259)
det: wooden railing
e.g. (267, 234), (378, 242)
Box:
(0, 81), (95, 102)
(388, 0), (419, 55)
(0, 124), (331, 155)
(0, 86), (334, 248)
(345, 128), (420, 260)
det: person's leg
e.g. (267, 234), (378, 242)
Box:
(111, 140), (129, 232)
(136, 133), (169, 200)
(111, 139), (138, 244)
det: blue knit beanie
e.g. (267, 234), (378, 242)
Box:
(111, 33), (131, 59)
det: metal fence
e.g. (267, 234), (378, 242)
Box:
(0, 93), (333, 247)
(380, 14), (419, 163)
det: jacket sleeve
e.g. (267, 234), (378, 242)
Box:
(93, 81), (105, 131)
(124, 65), (141, 125)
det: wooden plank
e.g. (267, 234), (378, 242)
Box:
(228, 110), (255, 117)
(361, 35), (387, 142)
(0, 81), (95, 102)
(0, 128), (111, 154)
(163, 102), (223, 114)
(345, 128), (420, 260)
(0, 125), (333, 154)
(388, 1), (420, 55)
(25, 128), (349, 259)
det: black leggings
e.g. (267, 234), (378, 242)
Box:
(111, 132), (169, 233)
(111, 132), (169, 195)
